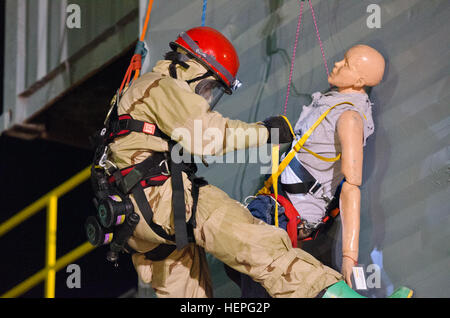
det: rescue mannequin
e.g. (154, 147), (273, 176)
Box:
(327, 44), (385, 286)
(231, 44), (390, 297)
(283, 44), (385, 286)
(107, 27), (411, 298)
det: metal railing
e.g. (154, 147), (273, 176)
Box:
(0, 166), (95, 298)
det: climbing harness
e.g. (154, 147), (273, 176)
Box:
(250, 101), (358, 245)
(86, 0), (209, 265)
(88, 97), (208, 264)
(85, 0), (156, 266)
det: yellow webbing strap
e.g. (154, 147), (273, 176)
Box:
(281, 114), (341, 162)
(272, 144), (280, 227)
(300, 145), (341, 162)
(258, 102), (355, 201)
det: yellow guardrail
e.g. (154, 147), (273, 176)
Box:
(0, 166), (96, 298)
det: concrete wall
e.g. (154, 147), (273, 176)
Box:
(143, 0), (449, 297)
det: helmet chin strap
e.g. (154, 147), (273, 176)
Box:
(165, 50), (225, 108)
(186, 70), (214, 85)
(165, 51), (215, 85)
(165, 51), (190, 79)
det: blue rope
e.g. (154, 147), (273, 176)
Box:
(201, 0), (207, 26)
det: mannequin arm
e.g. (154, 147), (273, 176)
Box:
(337, 110), (364, 286)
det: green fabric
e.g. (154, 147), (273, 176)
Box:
(323, 280), (413, 298)
(388, 287), (414, 298)
(322, 281), (365, 298)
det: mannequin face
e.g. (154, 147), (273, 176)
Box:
(328, 51), (362, 88)
(328, 45), (385, 92)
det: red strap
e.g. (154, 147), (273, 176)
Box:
(330, 207), (340, 218)
(108, 167), (168, 185)
(140, 175), (169, 187)
(269, 194), (300, 248)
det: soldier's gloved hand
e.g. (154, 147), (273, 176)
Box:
(261, 116), (294, 144)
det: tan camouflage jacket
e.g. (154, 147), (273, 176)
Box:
(109, 58), (268, 169)
(107, 58), (268, 252)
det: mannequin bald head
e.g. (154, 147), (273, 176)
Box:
(328, 44), (385, 93)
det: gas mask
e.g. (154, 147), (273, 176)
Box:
(165, 50), (242, 110)
(195, 78), (226, 110)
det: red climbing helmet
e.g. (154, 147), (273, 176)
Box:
(170, 26), (241, 94)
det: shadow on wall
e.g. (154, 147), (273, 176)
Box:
(362, 41), (399, 297)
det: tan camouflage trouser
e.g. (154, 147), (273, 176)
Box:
(130, 182), (343, 298)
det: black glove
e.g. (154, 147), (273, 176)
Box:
(261, 116), (294, 144)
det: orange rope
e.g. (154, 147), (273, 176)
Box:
(134, 0), (155, 80)
(140, 0), (154, 42)
(119, 0), (154, 93)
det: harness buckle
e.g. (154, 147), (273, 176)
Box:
(299, 220), (323, 231)
(99, 147), (109, 168)
(159, 159), (170, 176)
(104, 160), (118, 176)
(298, 220), (323, 240)
(307, 180), (322, 196)
(322, 195), (332, 204)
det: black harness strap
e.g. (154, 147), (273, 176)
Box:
(108, 114), (167, 142)
(189, 177), (208, 228)
(117, 153), (168, 194)
(280, 182), (321, 195)
(111, 162), (175, 243)
(131, 184), (176, 242)
(169, 145), (191, 250)
(280, 156), (322, 195)
(165, 51), (190, 80)
(144, 244), (177, 261)
(169, 63), (178, 79)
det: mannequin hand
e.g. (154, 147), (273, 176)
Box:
(342, 256), (356, 288)
(261, 116), (294, 144)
